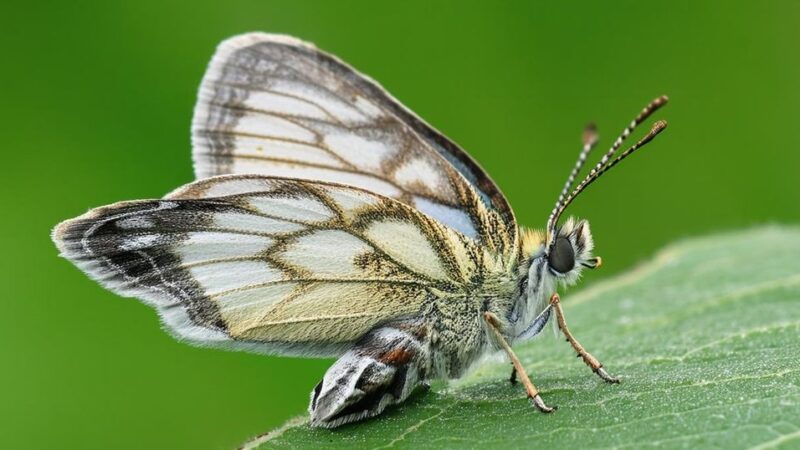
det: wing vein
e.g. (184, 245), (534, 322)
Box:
(204, 100), (359, 170)
(208, 80), (346, 126)
(193, 146), (459, 205)
(208, 277), (429, 300)
(222, 56), (370, 121)
(244, 311), (381, 327)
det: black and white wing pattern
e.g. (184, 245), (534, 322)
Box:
(53, 176), (510, 357)
(192, 33), (517, 257)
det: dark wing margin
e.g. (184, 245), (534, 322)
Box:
(51, 200), (235, 347)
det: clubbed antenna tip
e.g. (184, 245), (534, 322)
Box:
(545, 96), (670, 248)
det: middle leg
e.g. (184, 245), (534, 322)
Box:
(483, 312), (555, 413)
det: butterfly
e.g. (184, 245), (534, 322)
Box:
(52, 33), (668, 428)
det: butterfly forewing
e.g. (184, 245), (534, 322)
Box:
(192, 33), (517, 256)
(54, 176), (489, 356)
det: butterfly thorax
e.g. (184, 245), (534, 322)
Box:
(396, 233), (520, 378)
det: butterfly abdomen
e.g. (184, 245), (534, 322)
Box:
(309, 319), (431, 428)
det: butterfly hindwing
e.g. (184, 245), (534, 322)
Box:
(192, 33), (517, 256)
(53, 176), (486, 356)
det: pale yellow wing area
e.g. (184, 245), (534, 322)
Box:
(53, 175), (505, 356)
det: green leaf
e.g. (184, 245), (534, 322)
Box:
(244, 227), (800, 449)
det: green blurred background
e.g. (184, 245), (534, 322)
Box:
(3, 1), (799, 449)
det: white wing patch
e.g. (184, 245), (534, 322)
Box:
(191, 260), (281, 296)
(248, 194), (333, 222)
(243, 90), (332, 121)
(393, 157), (448, 192)
(413, 196), (478, 240)
(324, 187), (379, 218)
(212, 211), (304, 234)
(200, 177), (281, 198)
(118, 234), (164, 250)
(268, 80), (377, 123)
(225, 135), (349, 168)
(280, 230), (371, 276)
(323, 134), (398, 172)
(223, 161), (404, 199)
(116, 216), (155, 230)
(364, 219), (449, 281)
(178, 232), (273, 265)
(233, 113), (317, 142)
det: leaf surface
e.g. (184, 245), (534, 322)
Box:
(245, 227), (800, 449)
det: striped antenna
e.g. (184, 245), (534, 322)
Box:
(545, 123), (599, 242)
(546, 96), (669, 248)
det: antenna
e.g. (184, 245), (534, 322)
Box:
(545, 123), (599, 243)
(545, 96), (669, 249)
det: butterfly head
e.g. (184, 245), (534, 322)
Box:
(516, 222), (596, 333)
(545, 217), (600, 285)
(524, 96), (669, 305)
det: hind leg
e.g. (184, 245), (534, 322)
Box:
(309, 319), (431, 428)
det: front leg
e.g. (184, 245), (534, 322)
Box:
(508, 304), (553, 385)
(550, 293), (620, 383)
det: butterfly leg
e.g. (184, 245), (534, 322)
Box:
(549, 293), (620, 383)
(309, 319), (430, 428)
(509, 365), (517, 384)
(483, 312), (555, 413)
(508, 303), (554, 384)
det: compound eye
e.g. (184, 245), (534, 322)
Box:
(548, 236), (575, 274)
